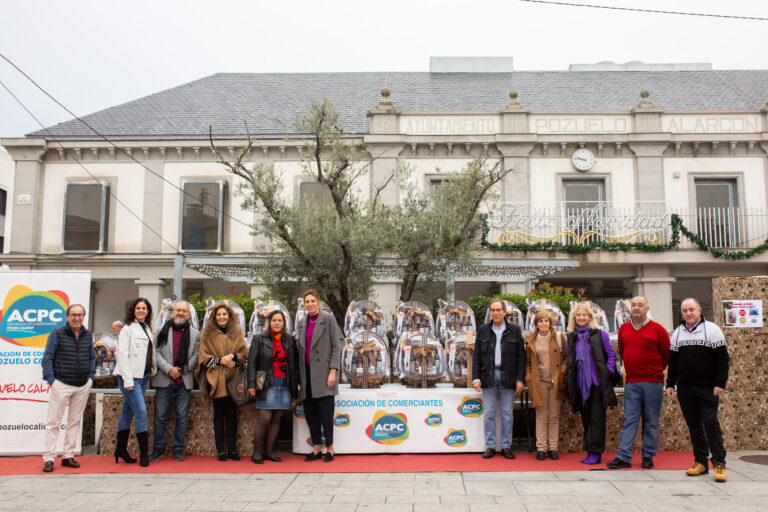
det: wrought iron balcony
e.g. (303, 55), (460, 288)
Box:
(484, 202), (768, 250)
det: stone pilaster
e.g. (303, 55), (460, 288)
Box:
(1, 139), (47, 253)
(135, 278), (167, 313)
(630, 265), (675, 329)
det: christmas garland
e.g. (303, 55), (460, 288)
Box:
(481, 213), (768, 260)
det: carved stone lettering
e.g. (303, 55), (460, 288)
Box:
(400, 116), (498, 135)
(662, 115), (761, 133)
(531, 116), (631, 134)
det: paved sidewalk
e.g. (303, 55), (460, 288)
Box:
(1, 451), (767, 512)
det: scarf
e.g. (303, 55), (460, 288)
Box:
(156, 319), (191, 370)
(574, 325), (598, 405)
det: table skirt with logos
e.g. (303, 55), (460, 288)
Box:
(291, 383), (532, 454)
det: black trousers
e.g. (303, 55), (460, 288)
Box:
(212, 396), (238, 453)
(580, 385), (607, 453)
(677, 384), (726, 465)
(304, 364), (335, 447)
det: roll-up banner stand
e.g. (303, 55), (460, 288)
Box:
(0, 271), (92, 455)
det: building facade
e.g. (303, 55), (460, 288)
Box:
(2, 61), (768, 331)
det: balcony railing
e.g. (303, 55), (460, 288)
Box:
(485, 202), (768, 250)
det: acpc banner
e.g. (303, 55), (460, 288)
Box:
(0, 271), (91, 455)
(292, 384), (486, 453)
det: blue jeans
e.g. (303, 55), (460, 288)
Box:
(153, 382), (191, 452)
(117, 373), (151, 433)
(482, 370), (515, 450)
(616, 382), (664, 461)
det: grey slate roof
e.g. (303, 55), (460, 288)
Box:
(28, 70), (768, 140)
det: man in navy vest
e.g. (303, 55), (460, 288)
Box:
(41, 304), (95, 473)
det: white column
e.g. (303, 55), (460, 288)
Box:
(249, 283), (268, 300)
(135, 279), (167, 314)
(371, 282), (401, 321)
(630, 265), (675, 329)
(499, 279), (528, 296)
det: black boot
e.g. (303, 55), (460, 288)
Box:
(251, 420), (265, 464)
(263, 417), (283, 462)
(114, 430), (137, 464)
(136, 431), (150, 467)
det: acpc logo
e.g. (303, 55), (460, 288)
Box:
(0, 285), (69, 348)
(365, 410), (409, 445)
(444, 428), (468, 447)
(334, 413), (351, 427)
(424, 412), (443, 427)
(457, 397), (483, 417)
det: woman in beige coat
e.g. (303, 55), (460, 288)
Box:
(525, 309), (567, 460)
(198, 302), (248, 461)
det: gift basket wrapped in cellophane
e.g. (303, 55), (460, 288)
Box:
(202, 299), (247, 335)
(436, 299), (476, 344)
(392, 301), (435, 340)
(92, 332), (118, 388)
(571, 300), (611, 333)
(395, 332), (446, 388)
(525, 298), (566, 333)
(483, 300), (524, 328)
(294, 297), (333, 336)
(341, 330), (390, 388)
(155, 298), (200, 332)
(247, 299), (293, 348)
(445, 331), (477, 388)
(343, 300), (386, 339)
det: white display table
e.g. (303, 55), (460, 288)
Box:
(292, 383), (486, 454)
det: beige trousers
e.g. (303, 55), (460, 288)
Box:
(43, 379), (92, 462)
(534, 380), (562, 451)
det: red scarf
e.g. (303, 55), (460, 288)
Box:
(270, 329), (286, 378)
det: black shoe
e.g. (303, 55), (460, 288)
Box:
(502, 448), (515, 460)
(251, 454), (264, 464)
(536, 451), (546, 461)
(42, 461), (53, 473)
(61, 457), (80, 468)
(304, 452), (323, 462)
(228, 451), (240, 461)
(323, 452), (335, 462)
(642, 457), (654, 469)
(217, 451), (227, 461)
(148, 450), (165, 462)
(172, 450), (185, 461)
(606, 457), (632, 469)
(263, 452), (283, 462)
(482, 447), (495, 459)
(548, 450), (559, 460)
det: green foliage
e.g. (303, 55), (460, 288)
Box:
(468, 283), (586, 326)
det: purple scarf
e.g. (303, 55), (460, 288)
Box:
(574, 325), (599, 404)
(305, 314), (318, 366)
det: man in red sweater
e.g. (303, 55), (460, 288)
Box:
(607, 296), (670, 469)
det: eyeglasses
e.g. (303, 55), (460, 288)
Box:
(69, 313), (84, 318)
(489, 308), (503, 312)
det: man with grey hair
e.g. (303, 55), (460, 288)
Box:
(666, 298), (729, 482)
(149, 301), (200, 461)
(112, 320), (124, 334)
(40, 304), (95, 472)
(472, 298), (525, 459)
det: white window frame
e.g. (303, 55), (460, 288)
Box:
(61, 181), (110, 253)
(179, 179), (227, 253)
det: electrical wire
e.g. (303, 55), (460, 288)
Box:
(519, 0), (768, 21)
(0, 78), (180, 253)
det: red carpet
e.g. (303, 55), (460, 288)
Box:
(0, 452), (693, 475)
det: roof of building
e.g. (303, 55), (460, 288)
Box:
(28, 70), (768, 140)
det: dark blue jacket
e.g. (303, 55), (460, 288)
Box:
(41, 324), (95, 387)
(472, 320), (525, 388)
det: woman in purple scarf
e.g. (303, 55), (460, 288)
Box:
(565, 303), (618, 465)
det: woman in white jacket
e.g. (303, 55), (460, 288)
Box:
(113, 297), (156, 466)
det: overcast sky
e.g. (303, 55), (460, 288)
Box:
(1, 0), (766, 139)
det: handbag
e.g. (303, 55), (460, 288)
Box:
(254, 370), (267, 391)
(611, 364), (624, 387)
(226, 362), (251, 406)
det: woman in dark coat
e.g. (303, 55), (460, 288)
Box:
(247, 310), (299, 464)
(566, 302), (618, 465)
(296, 289), (341, 462)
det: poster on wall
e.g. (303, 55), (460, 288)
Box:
(722, 299), (763, 328)
(0, 271), (92, 455)
(293, 385), (485, 454)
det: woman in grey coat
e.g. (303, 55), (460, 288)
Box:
(296, 289), (340, 462)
